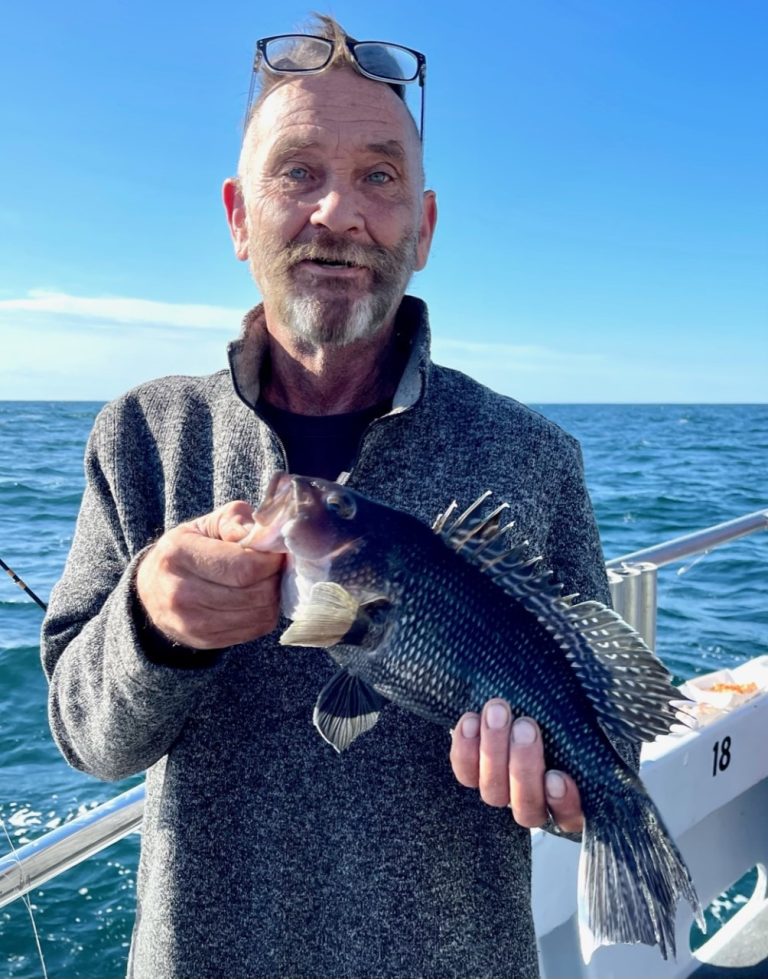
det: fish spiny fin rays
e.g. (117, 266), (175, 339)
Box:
(433, 493), (696, 744)
(433, 492), (516, 555)
(432, 492), (565, 604)
(280, 582), (360, 647)
(562, 601), (696, 742)
(313, 669), (389, 752)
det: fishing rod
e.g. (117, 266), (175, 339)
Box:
(0, 557), (48, 611)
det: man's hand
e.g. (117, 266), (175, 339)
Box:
(449, 699), (584, 833)
(135, 501), (284, 650)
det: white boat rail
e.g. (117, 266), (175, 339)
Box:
(1, 507), (767, 911)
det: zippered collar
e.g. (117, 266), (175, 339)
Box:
(227, 295), (431, 416)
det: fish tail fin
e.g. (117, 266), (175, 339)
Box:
(579, 775), (703, 963)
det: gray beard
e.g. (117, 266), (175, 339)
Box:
(279, 290), (398, 350)
(265, 230), (419, 351)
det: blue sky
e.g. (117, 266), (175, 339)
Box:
(1, 0), (765, 402)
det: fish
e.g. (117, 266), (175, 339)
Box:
(241, 472), (703, 962)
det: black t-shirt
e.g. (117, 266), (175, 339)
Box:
(257, 399), (391, 480)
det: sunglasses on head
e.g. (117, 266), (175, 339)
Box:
(245, 34), (427, 140)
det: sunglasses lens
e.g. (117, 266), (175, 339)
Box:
(354, 43), (420, 82)
(263, 36), (332, 71)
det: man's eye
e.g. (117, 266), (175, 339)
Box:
(284, 166), (310, 181)
(366, 171), (393, 185)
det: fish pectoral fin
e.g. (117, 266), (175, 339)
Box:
(280, 582), (359, 647)
(313, 669), (389, 752)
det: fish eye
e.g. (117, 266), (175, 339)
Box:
(325, 491), (356, 520)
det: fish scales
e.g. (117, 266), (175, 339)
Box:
(242, 473), (702, 963)
(334, 523), (610, 793)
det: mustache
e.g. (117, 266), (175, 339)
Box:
(267, 231), (416, 281)
(287, 238), (379, 269)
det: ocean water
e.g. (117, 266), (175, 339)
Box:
(0, 400), (766, 978)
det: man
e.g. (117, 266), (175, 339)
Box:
(43, 15), (617, 978)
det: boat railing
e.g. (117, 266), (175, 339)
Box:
(1, 507), (767, 910)
(607, 508), (768, 651)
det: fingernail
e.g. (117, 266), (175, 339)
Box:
(486, 703), (509, 730)
(545, 771), (566, 800)
(512, 718), (537, 744)
(461, 716), (480, 739)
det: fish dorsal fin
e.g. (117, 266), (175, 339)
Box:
(434, 493), (564, 604)
(433, 494), (695, 744)
(313, 669), (389, 752)
(280, 581), (359, 647)
(559, 601), (696, 741)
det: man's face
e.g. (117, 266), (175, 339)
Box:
(225, 69), (436, 348)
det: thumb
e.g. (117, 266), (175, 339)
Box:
(191, 501), (256, 544)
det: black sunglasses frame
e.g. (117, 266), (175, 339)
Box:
(244, 34), (427, 141)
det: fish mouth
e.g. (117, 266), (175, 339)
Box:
(240, 473), (297, 552)
(284, 476), (359, 561)
(242, 474), (352, 560)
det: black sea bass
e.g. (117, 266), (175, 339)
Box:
(242, 473), (702, 962)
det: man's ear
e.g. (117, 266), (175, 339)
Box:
(415, 190), (437, 271)
(222, 178), (249, 261)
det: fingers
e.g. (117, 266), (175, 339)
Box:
(451, 699), (516, 805)
(164, 527), (283, 589)
(139, 566), (283, 649)
(507, 716), (547, 826)
(449, 703), (585, 834)
(543, 771), (584, 834)
(135, 501), (285, 649)
(449, 713), (481, 788)
(480, 701), (514, 807)
(192, 501), (258, 544)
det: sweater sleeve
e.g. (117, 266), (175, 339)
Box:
(41, 405), (226, 783)
(544, 436), (611, 608)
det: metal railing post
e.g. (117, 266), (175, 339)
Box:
(608, 562), (659, 650)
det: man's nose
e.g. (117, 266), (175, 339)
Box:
(309, 184), (364, 235)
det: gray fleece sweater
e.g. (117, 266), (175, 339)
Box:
(42, 297), (616, 979)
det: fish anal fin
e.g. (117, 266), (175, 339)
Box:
(313, 669), (389, 752)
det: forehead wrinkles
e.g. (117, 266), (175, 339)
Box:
(244, 74), (422, 178)
(261, 102), (407, 152)
(263, 126), (407, 167)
